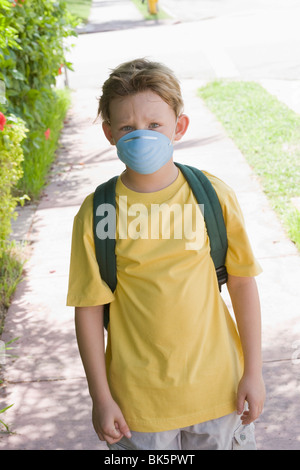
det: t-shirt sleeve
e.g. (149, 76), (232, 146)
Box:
(66, 193), (115, 307)
(206, 173), (262, 277)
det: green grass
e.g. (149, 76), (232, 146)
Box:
(131, 0), (171, 20)
(0, 404), (14, 433)
(198, 81), (300, 250)
(65, 0), (93, 23)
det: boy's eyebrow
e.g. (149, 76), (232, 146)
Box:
(114, 115), (162, 125)
(116, 119), (130, 125)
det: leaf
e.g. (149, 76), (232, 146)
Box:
(11, 69), (25, 81)
(0, 404), (14, 414)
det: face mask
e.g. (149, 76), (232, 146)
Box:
(116, 129), (174, 175)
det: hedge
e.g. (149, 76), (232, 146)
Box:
(0, 0), (77, 112)
(0, 0), (78, 254)
(0, 113), (27, 257)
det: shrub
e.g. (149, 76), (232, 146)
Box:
(0, 113), (27, 257)
(18, 87), (71, 198)
(0, 0), (78, 199)
(0, 0), (77, 115)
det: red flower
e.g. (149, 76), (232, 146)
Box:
(44, 128), (51, 140)
(0, 112), (6, 131)
(12, 0), (25, 6)
(58, 64), (63, 75)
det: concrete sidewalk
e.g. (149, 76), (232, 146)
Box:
(1, 0), (300, 450)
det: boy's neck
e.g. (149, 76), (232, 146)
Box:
(121, 160), (179, 193)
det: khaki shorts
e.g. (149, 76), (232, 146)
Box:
(108, 412), (256, 450)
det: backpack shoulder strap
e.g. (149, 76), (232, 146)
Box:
(93, 175), (118, 330)
(175, 162), (228, 289)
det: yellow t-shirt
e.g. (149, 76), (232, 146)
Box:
(67, 169), (262, 432)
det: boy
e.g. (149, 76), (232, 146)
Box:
(67, 59), (265, 450)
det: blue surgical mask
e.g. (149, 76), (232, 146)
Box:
(116, 129), (174, 175)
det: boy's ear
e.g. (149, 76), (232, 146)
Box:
(102, 121), (115, 145)
(174, 114), (189, 141)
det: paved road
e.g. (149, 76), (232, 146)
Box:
(161, 0), (300, 80)
(76, 0), (300, 112)
(161, 0), (299, 21)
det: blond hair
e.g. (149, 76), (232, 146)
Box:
(98, 58), (184, 123)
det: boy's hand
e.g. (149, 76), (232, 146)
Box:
(92, 398), (132, 445)
(236, 373), (266, 425)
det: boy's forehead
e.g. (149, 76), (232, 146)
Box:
(109, 91), (172, 121)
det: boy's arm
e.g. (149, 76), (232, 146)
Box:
(227, 275), (266, 425)
(75, 306), (131, 443)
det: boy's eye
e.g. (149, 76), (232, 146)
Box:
(121, 126), (134, 131)
(149, 123), (159, 129)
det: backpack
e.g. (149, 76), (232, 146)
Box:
(93, 162), (228, 330)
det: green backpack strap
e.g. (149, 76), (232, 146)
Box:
(93, 164), (228, 329)
(175, 162), (228, 288)
(93, 175), (118, 330)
